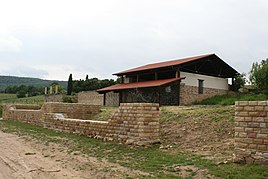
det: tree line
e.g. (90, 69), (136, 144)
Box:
(4, 85), (45, 98)
(67, 74), (118, 95)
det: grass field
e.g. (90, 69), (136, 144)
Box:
(0, 106), (268, 178)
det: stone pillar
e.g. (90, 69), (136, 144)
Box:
(45, 87), (47, 95)
(234, 101), (268, 164)
(55, 85), (59, 94)
(50, 86), (53, 95)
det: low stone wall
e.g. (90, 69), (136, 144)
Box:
(3, 103), (160, 145)
(45, 94), (64, 102)
(3, 103), (100, 125)
(77, 91), (103, 105)
(3, 104), (43, 126)
(42, 102), (100, 120)
(234, 101), (268, 164)
(180, 84), (227, 105)
(43, 103), (160, 145)
(77, 91), (119, 106)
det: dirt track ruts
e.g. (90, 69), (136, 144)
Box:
(0, 130), (146, 179)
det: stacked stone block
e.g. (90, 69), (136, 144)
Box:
(77, 91), (104, 105)
(3, 103), (160, 146)
(77, 91), (119, 106)
(180, 84), (227, 105)
(3, 104), (43, 126)
(44, 94), (64, 102)
(42, 102), (100, 120)
(234, 101), (268, 164)
(43, 103), (160, 145)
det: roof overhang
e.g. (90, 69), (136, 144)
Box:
(97, 77), (184, 93)
(113, 54), (239, 78)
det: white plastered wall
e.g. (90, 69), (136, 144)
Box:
(180, 71), (229, 90)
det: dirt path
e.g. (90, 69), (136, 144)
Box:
(0, 130), (147, 179)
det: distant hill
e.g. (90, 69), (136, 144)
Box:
(0, 76), (67, 92)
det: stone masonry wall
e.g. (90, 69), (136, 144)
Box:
(77, 91), (103, 105)
(43, 103), (160, 145)
(180, 84), (227, 105)
(3, 103), (100, 125)
(3, 104), (43, 126)
(77, 91), (119, 106)
(42, 102), (100, 120)
(3, 103), (160, 145)
(234, 101), (268, 164)
(45, 94), (64, 102)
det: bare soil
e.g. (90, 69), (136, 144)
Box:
(0, 130), (147, 179)
(160, 106), (235, 163)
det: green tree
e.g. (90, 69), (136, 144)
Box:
(249, 59), (268, 94)
(233, 73), (246, 91)
(67, 74), (73, 95)
(17, 89), (26, 98)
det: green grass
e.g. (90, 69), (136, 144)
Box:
(0, 93), (17, 101)
(160, 105), (235, 123)
(196, 93), (268, 105)
(91, 106), (118, 121)
(0, 93), (44, 117)
(0, 120), (267, 178)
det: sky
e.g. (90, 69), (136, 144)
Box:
(0, 0), (267, 81)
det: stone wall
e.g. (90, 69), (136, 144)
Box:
(43, 103), (160, 145)
(3, 103), (100, 125)
(45, 94), (64, 102)
(42, 103), (100, 120)
(77, 91), (119, 106)
(3, 104), (43, 126)
(180, 84), (228, 105)
(77, 91), (103, 105)
(3, 103), (160, 145)
(234, 101), (268, 164)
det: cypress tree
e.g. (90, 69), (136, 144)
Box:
(86, 74), (89, 81)
(67, 73), (73, 95)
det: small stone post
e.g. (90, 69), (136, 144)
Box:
(55, 85), (59, 94)
(45, 87), (47, 95)
(50, 86), (53, 95)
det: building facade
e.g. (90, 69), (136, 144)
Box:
(97, 54), (238, 105)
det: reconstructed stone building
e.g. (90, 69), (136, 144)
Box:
(97, 54), (238, 105)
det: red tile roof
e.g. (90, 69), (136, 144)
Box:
(97, 78), (184, 93)
(114, 54), (214, 75)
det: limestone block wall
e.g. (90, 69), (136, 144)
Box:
(77, 91), (119, 106)
(45, 94), (64, 102)
(3, 103), (100, 124)
(3, 103), (160, 145)
(180, 84), (227, 105)
(3, 104), (43, 126)
(43, 103), (160, 145)
(42, 102), (101, 120)
(234, 101), (268, 164)
(77, 91), (103, 105)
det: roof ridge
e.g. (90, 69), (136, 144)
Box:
(114, 53), (215, 75)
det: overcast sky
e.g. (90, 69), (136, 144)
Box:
(0, 0), (267, 80)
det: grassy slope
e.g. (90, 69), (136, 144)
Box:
(0, 106), (268, 178)
(196, 93), (268, 105)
